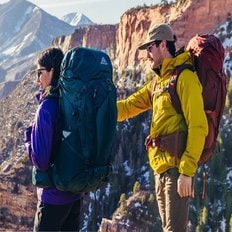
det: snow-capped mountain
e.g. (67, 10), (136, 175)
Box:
(0, 0), (74, 60)
(0, 0), (75, 97)
(61, 12), (94, 27)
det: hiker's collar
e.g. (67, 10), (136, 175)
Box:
(35, 85), (54, 103)
(154, 51), (191, 77)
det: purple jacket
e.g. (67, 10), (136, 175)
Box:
(27, 93), (81, 204)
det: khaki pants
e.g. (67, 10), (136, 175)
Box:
(155, 168), (190, 232)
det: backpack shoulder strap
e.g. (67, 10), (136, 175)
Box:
(168, 64), (195, 114)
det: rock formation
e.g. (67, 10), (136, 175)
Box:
(98, 191), (160, 232)
(53, 0), (232, 75)
(53, 24), (117, 60)
(116, 0), (232, 73)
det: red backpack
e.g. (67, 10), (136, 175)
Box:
(169, 34), (228, 164)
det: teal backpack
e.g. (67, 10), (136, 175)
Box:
(52, 47), (117, 193)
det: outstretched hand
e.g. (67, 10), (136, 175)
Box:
(177, 174), (194, 198)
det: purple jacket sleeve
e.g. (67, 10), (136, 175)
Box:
(30, 100), (55, 171)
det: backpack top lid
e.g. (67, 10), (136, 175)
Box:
(186, 34), (225, 72)
(60, 47), (113, 81)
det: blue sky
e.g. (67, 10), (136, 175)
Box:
(0, 0), (164, 24)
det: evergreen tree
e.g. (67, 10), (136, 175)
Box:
(229, 214), (232, 232)
(197, 206), (209, 231)
(119, 193), (127, 209)
(226, 196), (232, 228)
(119, 193), (127, 217)
(133, 181), (141, 194)
(148, 193), (155, 203)
(202, 206), (208, 225)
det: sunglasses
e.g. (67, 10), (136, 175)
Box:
(147, 43), (155, 52)
(147, 41), (161, 52)
(37, 68), (47, 79)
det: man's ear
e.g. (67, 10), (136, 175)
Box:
(160, 40), (166, 49)
(50, 67), (54, 76)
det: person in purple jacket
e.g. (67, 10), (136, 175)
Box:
(25, 47), (83, 231)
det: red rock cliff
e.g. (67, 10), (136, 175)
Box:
(54, 0), (232, 75)
(53, 24), (117, 60)
(116, 0), (232, 73)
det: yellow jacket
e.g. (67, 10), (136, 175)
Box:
(117, 52), (208, 176)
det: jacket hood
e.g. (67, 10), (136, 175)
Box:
(154, 51), (192, 77)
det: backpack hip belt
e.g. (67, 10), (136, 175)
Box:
(145, 131), (187, 163)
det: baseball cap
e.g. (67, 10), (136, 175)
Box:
(138, 23), (175, 50)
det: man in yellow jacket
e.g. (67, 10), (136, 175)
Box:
(117, 24), (208, 231)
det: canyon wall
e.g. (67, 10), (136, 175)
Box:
(116, 0), (232, 73)
(53, 24), (117, 60)
(53, 0), (232, 75)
